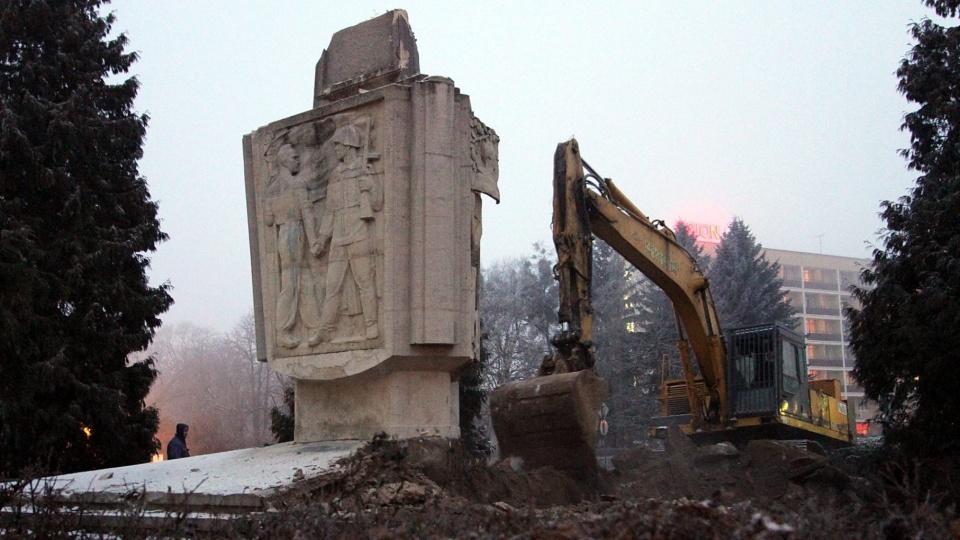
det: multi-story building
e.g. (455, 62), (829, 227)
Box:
(762, 248), (880, 437)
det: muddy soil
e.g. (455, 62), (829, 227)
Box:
(260, 432), (957, 539)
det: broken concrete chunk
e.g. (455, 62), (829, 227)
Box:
(313, 9), (420, 106)
(694, 442), (740, 466)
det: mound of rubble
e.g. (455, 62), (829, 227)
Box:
(273, 433), (587, 512)
(252, 431), (956, 539)
(608, 427), (854, 506)
(6, 432), (957, 538)
(278, 428), (855, 512)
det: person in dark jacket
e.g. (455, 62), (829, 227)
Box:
(166, 423), (190, 460)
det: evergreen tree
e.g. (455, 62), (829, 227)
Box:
(270, 384), (295, 443)
(675, 220), (712, 273)
(458, 324), (490, 460)
(0, 1), (172, 475)
(523, 244), (560, 351)
(709, 217), (795, 330)
(626, 274), (672, 432)
(847, 0), (960, 458)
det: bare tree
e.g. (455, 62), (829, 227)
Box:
(224, 313), (287, 447)
(480, 252), (557, 389)
(146, 313), (287, 456)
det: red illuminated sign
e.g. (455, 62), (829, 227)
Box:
(681, 222), (723, 244)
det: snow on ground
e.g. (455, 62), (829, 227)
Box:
(29, 440), (362, 500)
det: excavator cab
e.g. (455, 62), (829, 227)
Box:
(656, 323), (855, 450)
(728, 324), (809, 421)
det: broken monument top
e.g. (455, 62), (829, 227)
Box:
(313, 9), (420, 107)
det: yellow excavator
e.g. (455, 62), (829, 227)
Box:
(490, 139), (854, 476)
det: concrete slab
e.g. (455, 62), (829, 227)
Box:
(20, 440), (363, 511)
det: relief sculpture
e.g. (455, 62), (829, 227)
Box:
(263, 143), (323, 348)
(262, 115), (382, 351)
(470, 115), (500, 204)
(314, 120), (383, 343)
(469, 116), (499, 358)
(469, 116), (500, 267)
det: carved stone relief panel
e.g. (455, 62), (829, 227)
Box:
(469, 115), (500, 203)
(468, 115), (499, 269)
(256, 110), (384, 357)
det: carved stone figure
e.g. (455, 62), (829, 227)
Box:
(287, 121), (335, 333)
(470, 116), (500, 203)
(313, 120), (383, 343)
(264, 143), (324, 348)
(468, 116), (500, 275)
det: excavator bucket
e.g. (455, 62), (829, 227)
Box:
(490, 369), (609, 476)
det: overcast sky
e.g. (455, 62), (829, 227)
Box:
(107, 1), (939, 331)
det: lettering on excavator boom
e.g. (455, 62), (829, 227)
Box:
(644, 240), (680, 276)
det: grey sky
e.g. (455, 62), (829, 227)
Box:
(109, 1), (936, 331)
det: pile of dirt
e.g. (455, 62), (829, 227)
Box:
(608, 426), (854, 506)
(250, 433), (959, 538)
(274, 428), (857, 517)
(252, 492), (820, 539)
(274, 434), (588, 512)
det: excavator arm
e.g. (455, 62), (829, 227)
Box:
(583, 166), (729, 428)
(548, 139), (728, 426)
(490, 139), (728, 476)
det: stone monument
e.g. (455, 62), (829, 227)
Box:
(243, 10), (498, 443)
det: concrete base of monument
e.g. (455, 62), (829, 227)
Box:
(295, 369), (461, 442)
(10, 440), (363, 513)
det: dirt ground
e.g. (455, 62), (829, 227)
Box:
(2, 431), (958, 538)
(256, 432), (958, 539)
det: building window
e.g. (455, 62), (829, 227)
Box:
(840, 294), (861, 313)
(806, 344), (844, 367)
(785, 290), (803, 311)
(803, 267), (839, 291)
(780, 265), (802, 288)
(804, 292), (840, 316)
(805, 318), (842, 341)
(845, 371), (863, 392)
(840, 270), (862, 292)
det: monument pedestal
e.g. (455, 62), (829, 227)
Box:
(296, 369), (459, 442)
